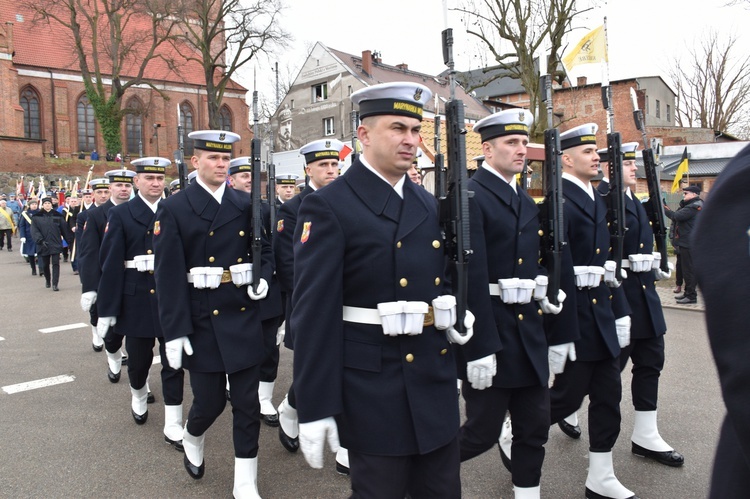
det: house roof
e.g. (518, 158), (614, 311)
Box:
(2, 0), (245, 91)
(455, 66), (527, 99)
(417, 118), (483, 170)
(327, 47), (490, 121)
(658, 155), (731, 177)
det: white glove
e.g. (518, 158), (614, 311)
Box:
(96, 316), (116, 340)
(299, 417), (340, 469)
(538, 289), (566, 315)
(615, 316), (631, 348)
(446, 310), (475, 345)
(276, 321), (286, 346)
(654, 268), (671, 280)
(247, 278), (269, 300)
(20, 237), (26, 243)
(80, 291), (97, 312)
(165, 336), (193, 370)
(466, 354), (496, 390)
(548, 342), (577, 375)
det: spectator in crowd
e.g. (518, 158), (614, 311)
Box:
(0, 199), (14, 251)
(664, 186), (703, 304)
(18, 199), (41, 276)
(31, 197), (72, 291)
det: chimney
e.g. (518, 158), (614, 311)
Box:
(362, 50), (372, 75)
(577, 76), (587, 86)
(396, 63), (408, 71)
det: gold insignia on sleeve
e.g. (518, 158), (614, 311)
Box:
(276, 219), (284, 233)
(153, 221), (161, 236)
(300, 221), (312, 243)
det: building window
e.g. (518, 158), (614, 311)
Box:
(655, 99), (661, 119)
(125, 98), (143, 156)
(666, 104), (671, 123)
(77, 95), (96, 152)
(219, 106), (232, 131)
(312, 83), (328, 103)
(180, 102), (195, 156)
(323, 117), (335, 136)
(20, 87), (41, 140)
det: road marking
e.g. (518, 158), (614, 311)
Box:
(2, 374), (76, 394)
(0, 337), (5, 341)
(39, 323), (89, 334)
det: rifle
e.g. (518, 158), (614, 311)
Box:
(251, 87), (263, 294)
(434, 114), (446, 198)
(539, 71), (564, 305)
(440, 27), (472, 336)
(175, 104), (188, 190)
(267, 134), (276, 246)
(601, 84), (626, 284)
(630, 88), (668, 272)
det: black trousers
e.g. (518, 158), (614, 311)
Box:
(550, 357), (622, 452)
(28, 254), (37, 274)
(349, 435), (461, 499)
(125, 336), (184, 405)
(0, 228), (11, 249)
(187, 365), (261, 458)
(40, 254), (60, 285)
(460, 384), (549, 487)
(680, 247), (698, 300)
(620, 335), (665, 412)
(259, 315), (282, 382)
(674, 253), (683, 287)
(709, 417), (750, 499)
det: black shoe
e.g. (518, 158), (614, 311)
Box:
(108, 367), (121, 383)
(183, 454), (205, 479)
(52, 285), (59, 291)
(558, 420), (582, 439)
(165, 435), (184, 452)
(279, 426), (299, 453)
(92, 343), (104, 352)
(39, 272), (44, 278)
(585, 486), (639, 499)
(31, 269), (36, 276)
(7, 248), (11, 252)
(675, 296), (697, 304)
(63, 256), (68, 262)
(45, 282), (51, 288)
(632, 442), (685, 467)
(261, 412), (280, 427)
(131, 409), (148, 425)
(335, 461), (350, 476)
(147, 392), (155, 404)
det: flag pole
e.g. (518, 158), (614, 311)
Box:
(601, 17), (614, 134)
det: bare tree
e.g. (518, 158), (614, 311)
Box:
(28, 0), (178, 154)
(669, 31), (750, 138)
(455, 0), (594, 139)
(169, 0), (290, 130)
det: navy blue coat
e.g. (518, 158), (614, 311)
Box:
(78, 200), (114, 293)
(152, 183), (274, 374)
(18, 210), (38, 256)
(545, 178), (629, 361)
(290, 160), (459, 456)
(97, 196), (161, 338)
(459, 167), (549, 387)
(72, 203), (94, 265)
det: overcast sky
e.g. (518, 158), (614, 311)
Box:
(244, 0), (750, 106)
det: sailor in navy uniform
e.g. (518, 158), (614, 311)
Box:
(275, 174), (298, 204)
(545, 124), (637, 499)
(96, 157), (185, 448)
(594, 143), (683, 468)
(457, 110), (565, 499)
(693, 143), (750, 498)
(77, 181), (109, 353)
(79, 171), (135, 382)
(228, 157), (284, 427)
(291, 82), (474, 497)
(153, 130), (274, 497)
(273, 139), (342, 456)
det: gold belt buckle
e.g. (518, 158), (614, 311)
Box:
(221, 270), (232, 284)
(423, 306), (434, 327)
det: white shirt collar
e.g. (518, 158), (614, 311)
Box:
(562, 172), (595, 200)
(481, 163), (517, 193)
(138, 192), (160, 213)
(360, 155), (406, 198)
(196, 175), (226, 204)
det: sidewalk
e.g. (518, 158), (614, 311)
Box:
(655, 285), (704, 312)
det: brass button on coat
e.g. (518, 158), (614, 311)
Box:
(239, 230), (245, 236)
(150, 289), (155, 294)
(434, 277), (441, 286)
(432, 240), (441, 249)
(400, 278), (408, 287)
(405, 354), (414, 362)
(538, 229), (544, 237)
(440, 349), (448, 355)
(596, 248), (601, 254)
(209, 231), (214, 236)
(213, 310), (219, 316)
(518, 314), (524, 321)
(639, 243), (644, 248)
(237, 258), (243, 263)
(517, 258), (523, 265)
(592, 298), (597, 305)
(241, 307), (246, 312)
(146, 249), (153, 255)
(538, 309), (543, 315)
(397, 241), (402, 248)
(209, 256), (215, 263)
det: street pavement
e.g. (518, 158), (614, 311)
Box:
(0, 245), (723, 498)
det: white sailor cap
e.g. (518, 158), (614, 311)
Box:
(89, 178), (110, 190)
(131, 157), (171, 174)
(276, 173), (299, 186)
(228, 157), (253, 176)
(474, 109), (534, 142)
(300, 139), (345, 165)
(621, 142), (639, 161)
(188, 130), (241, 152)
(560, 123), (598, 150)
(596, 148), (610, 163)
(351, 82), (432, 121)
(169, 179), (180, 191)
(105, 169), (136, 184)
(188, 170), (198, 184)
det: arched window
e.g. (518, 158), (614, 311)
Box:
(20, 87), (41, 139)
(180, 102), (195, 156)
(77, 95), (96, 152)
(219, 106), (232, 131)
(125, 98), (143, 156)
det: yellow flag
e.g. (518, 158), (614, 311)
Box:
(562, 25), (607, 71)
(671, 147), (689, 193)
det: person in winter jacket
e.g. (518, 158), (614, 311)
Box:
(31, 197), (72, 291)
(18, 199), (42, 276)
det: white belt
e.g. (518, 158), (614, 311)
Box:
(187, 271), (233, 284)
(620, 260), (631, 269)
(342, 306), (381, 325)
(124, 260), (137, 269)
(488, 283), (501, 296)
